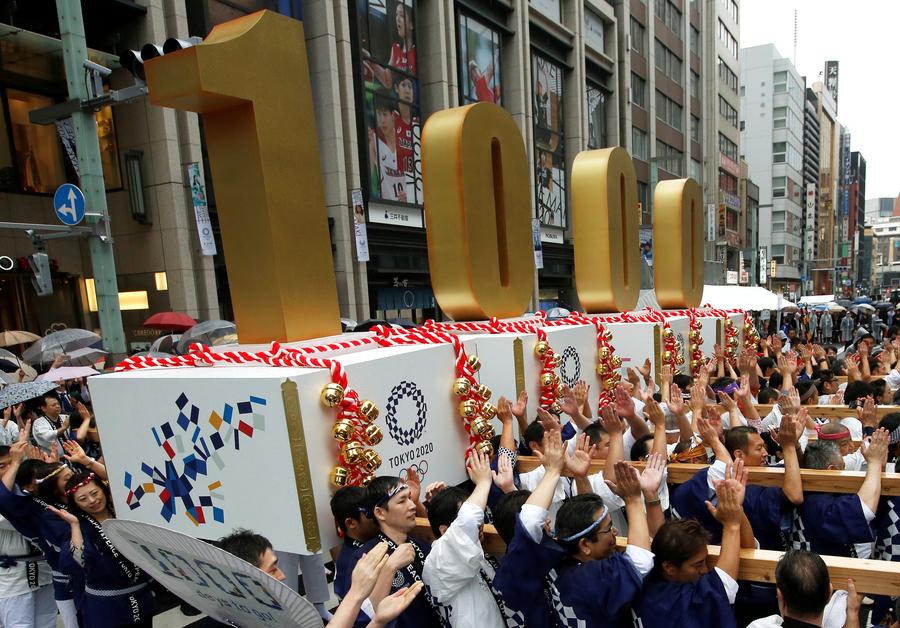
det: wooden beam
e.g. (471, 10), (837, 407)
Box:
(515, 457), (900, 496)
(412, 519), (900, 595)
(755, 404), (897, 420)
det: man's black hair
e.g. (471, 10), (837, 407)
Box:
(330, 486), (367, 533)
(493, 490), (531, 545)
(723, 425), (760, 458)
(672, 374), (693, 391)
(363, 476), (405, 516)
(583, 422), (609, 447)
(768, 372), (784, 390)
(426, 486), (470, 538)
(757, 357), (776, 373)
(523, 420), (545, 452)
(844, 380), (874, 405)
(0, 446), (9, 458)
(630, 434), (653, 461)
(219, 529), (272, 569)
(15, 459), (43, 489)
(757, 387), (780, 404)
(774, 550), (831, 619)
(555, 494), (607, 555)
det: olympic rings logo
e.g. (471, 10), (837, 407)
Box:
(399, 460), (429, 481)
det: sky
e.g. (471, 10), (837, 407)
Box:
(739, 1), (898, 200)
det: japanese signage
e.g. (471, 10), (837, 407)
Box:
(825, 61), (839, 111)
(805, 183), (816, 264)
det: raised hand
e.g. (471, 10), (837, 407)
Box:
(626, 368), (642, 391)
(558, 386), (580, 417)
(714, 344), (725, 362)
(639, 452), (666, 496)
(350, 541), (389, 599)
(511, 390), (528, 419)
(689, 382), (706, 416)
(660, 365), (673, 386)
(667, 384), (686, 415)
(774, 412), (799, 448)
(536, 407), (562, 432)
(62, 440), (91, 466)
(405, 466), (422, 505)
(565, 433), (595, 478)
(717, 390), (737, 412)
(642, 379), (657, 404)
(374, 582), (425, 625)
(735, 374), (751, 402)
(604, 460), (642, 500)
(47, 505), (78, 525)
(74, 400), (91, 419)
(857, 396), (878, 429)
(535, 428), (565, 474)
(497, 396), (513, 425)
(645, 397), (665, 430)
(600, 404), (624, 436)
(613, 385), (635, 419)
(697, 414), (719, 446)
(423, 482), (447, 503)
(638, 358), (652, 382)
(573, 380), (589, 411)
(863, 428), (889, 467)
(491, 454), (515, 493)
(706, 472), (745, 526)
(466, 452), (492, 486)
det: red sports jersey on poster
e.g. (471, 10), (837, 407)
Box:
(394, 112), (416, 174)
(473, 75), (497, 103)
(389, 43), (416, 75)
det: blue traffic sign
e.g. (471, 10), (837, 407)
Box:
(53, 183), (86, 226)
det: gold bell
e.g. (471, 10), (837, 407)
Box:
(555, 383), (567, 398)
(460, 400), (480, 418)
(452, 378), (472, 397)
(358, 473), (374, 487)
(675, 353), (685, 365)
(724, 319), (734, 328)
(540, 372), (556, 387)
(480, 402), (497, 420)
(690, 359), (702, 370)
(602, 330), (613, 342)
(596, 362), (610, 376)
(603, 378), (617, 391)
(332, 418), (355, 442)
(321, 383), (345, 408)
(663, 327), (674, 339)
(358, 400), (379, 422)
(534, 341), (550, 358)
(466, 355), (482, 372)
(599, 347), (611, 359)
(476, 384), (492, 400)
(662, 351), (673, 363)
(548, 401), (562, 415)
(330, 465), (350, 487)
(361, 423), (383, 446)
(610, 356), (623, 368)
(474, 440), (494, 457)
(470, 417), (495, 439)
(362, 449), (382, 472)
(341, 440), (365, 464)
(552, 354), (563, 368)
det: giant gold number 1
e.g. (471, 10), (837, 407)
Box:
(144, 11), (340, 343)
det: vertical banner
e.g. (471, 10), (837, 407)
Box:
(352, 188), (370, 262)
(759, 246), (768, 285)
(55, 118), (80, 176)
(706, 203), (715, 241)
(805, 183), (816, 264)
(187, 163), (218, 256)
(825, 60), (839, 109)
(532, 218), (544, 269)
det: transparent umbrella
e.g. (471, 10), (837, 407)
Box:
(150, 334), (181, 354)
(0, 349), (37, 381)
(22, 329), (102, 367)
(61, 347), (108, 367)
(176, 321), (237, 354)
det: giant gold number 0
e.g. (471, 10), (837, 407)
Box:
(653, 179), (703, 309)
(421, 102), (534, 320)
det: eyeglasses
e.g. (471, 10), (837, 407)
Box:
(598, 523), (616, 536)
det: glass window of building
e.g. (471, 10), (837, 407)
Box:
(690, 159), (702, 183)
(690, 115), (700, 143)
(353, 0), (422, 207)
(654, 0), (682, 34)
(656, 90), (683, 131)
(532, 52), (566, 228)
(457, 13), (502, 106)
(718, 96), (738, 128)
(656, 140), (684, 176)
(689, 26), (700, 56)
(719, 171), (737, 194)
(632, 73), (647, 108)
(6, 90), (65, 194)
(630, 18), (646, 56)
(719, 133), (738, 160)
(632, 127), (649, 160)
(586, 83), (608, 149)
(655, 40), (683, 86)
(530, 0), (562, 22)
(690, 72), (701, 99)
(718, 57), (738, 93)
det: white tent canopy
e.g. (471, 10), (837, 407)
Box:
(636, 286), (796, 312)
(799, 294), (835, 306)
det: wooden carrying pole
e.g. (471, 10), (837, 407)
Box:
(412, 519), (900, 595)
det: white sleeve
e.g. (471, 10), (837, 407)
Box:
(886, 369), (900, 389)
(517, 465), (544, 492)
(623, 429), (637, 459)
(566, 426), (583, 456)
(586, 472), (625, 510)
(706, 459), (727, 492)
(455, 502), (485, 543)
(422, 506), (487, 600)
(360, 598), (376, 620)
(623, 545), (654, 578)
(842, 448), (866, 472)
(519, 504), (549, 543)
(714, 566), (740, 604)
(31, 417), (56, 447)
(858, 497), (876, 523)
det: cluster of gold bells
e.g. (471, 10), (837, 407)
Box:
(454, 354), (496, 457)
(321, 383), (383, 487)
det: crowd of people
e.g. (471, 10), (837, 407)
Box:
(1, 315), (900, 626)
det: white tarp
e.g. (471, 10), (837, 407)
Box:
(635, 286), (795, 312)
(799, 294), (835, 306)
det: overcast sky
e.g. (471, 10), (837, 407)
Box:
(740, 1), (898, 200)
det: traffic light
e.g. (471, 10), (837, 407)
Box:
(30, 252), (52, 296)
(119, 37), (202, 83)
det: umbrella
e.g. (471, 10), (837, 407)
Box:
(61, 347), (108, 367)
(132, 351), (174, 359)
(36, 366), (99, 382)
(836, 299), (853, 309)
(353, 319), (392, 333)
(149, 333), (181, 354)
(340, 318), (358, 332)
(22, 329), (102, 366)
(826, 302), (846, 313)
(176, 320), (237, 354)
(0, 330), (41, 347)
(853, 296), (873, 304)
(875, 302), (893, 310)
(0, 349), (37, 381)
(0, 381), (58, 410)
(545, 307), (571, 320)
(852, 303), (876, 313)
(143, 312), (198, 332)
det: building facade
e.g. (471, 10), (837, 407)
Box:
(811, 80), (839, 295)
(0, 0), (218, 351)
(740, 44), (804, 298)
(866, 196), (898, 225)
(849, 150), (866, 293)
(703, 0), (741, 280)
(801, 85), (820, 295)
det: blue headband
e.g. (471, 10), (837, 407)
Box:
(557, 505), (610, 542)
(367, 483), (409, 517)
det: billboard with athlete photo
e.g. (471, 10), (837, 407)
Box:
(354, 0), (423, 207)
(532, 52), (567, 229)
(457, 13), (502, 105)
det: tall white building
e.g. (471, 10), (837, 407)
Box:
(740, 44), (805, 297)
